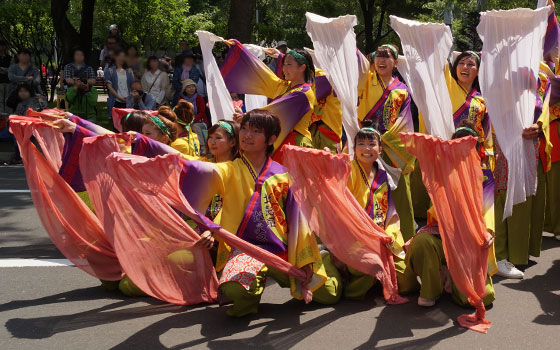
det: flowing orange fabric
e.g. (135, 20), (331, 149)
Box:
(9, 116), (122, 281)
(401, 133), (492, 333)
(281, 145), (407, 304)
(102, 152), (314, 302)
(79, 134), (219, 305)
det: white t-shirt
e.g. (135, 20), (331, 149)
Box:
(141, 69), (168, 104)
(117, 70), (129, 98)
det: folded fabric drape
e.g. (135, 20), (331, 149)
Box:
(196, 31), (235, 124)
(401, 132), (492, 333)
(390, 16), (455, 140)
(477, 7), (549, 218)
(282, 145), (407, 304)
(305, 12), (360, 152)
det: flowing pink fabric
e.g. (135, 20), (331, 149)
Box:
(9, 116), (122, 281)
(79, 134), (219, 305)
(112, 108), (158, 131)
(102, 152), (313, 301)
(281, 145), (407, 304)
(401, 133), (492, 333)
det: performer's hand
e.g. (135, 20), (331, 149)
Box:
(263, 48), (281, 59)
(233, 108), (243, 124)
(126, 131), (137, 143)
(51, 118), (76, 133)
(301, 264), (313, 285)
(482, 231), (495, 249)
(522, 123), (541, 139)
(224, 40), (235, 47)
(194, 230), (214, 249)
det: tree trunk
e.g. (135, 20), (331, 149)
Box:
(359, 0), (376, 54)
(51, 0), (95, 64)
(227, 0), (257, 43)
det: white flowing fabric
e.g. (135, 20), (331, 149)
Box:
(390, 16), (455, 140)
(477, 8), (549, 219)
(305, 12), (360, 153)
(242, 44), (269, 112)
(537, 0), (548, 8)
(196, 31), (234, 124)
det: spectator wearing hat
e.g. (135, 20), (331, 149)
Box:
(179, 78), (207, 154)
(172, 51), (200, 105)
(0, 40), (12, 113)
(267, 40), (289, 71)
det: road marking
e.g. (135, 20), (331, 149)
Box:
(0, 190), (30, 193)
(0, 258), (74, 267)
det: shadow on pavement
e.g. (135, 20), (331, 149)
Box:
(502, 259), (560, 326)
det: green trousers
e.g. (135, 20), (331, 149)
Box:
(544, 161), (560, 236)
(392, 172), (415, 242)
(495, 162), (546, 265)
(310, 123), (340, 153)
(405, 233), (495, 306)
(410, 160), (431, 220)
(219, 253), (343, 317)
(344, 256), (420, 300)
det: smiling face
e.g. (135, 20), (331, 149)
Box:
(208, 128), (236, 160)
(282, 54), (305, 82)
(355, 136), (381, 167)
(239, 123), (269, 155)
(183, 84), (196, 96)
(142, 122), (169, 144)
(455, 56), (478, 89)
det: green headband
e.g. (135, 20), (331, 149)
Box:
(455, 126), (478, 138)
(288, 50), (310, 68)
(176, 118), (190, 127)
(217, 120), (235, 137)
(360, 127), (381, 138)
(465, 51), (480, 63)
(372, 44), (399, 61)
(150, 116), (173, 139)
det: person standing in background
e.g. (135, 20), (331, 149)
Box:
(0, 40), (12, 113)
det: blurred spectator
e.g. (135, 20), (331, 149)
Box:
(8, 48), (41, 95)
(66, 71), (98, 121)
(141, 56), (169, 107)
(0, 112), (21, 165)
(99, 35), (120, 68)
(126, 44), (143, 81)
(126, 81), (155, 110)
(276, 40), (288, 54)
(97, 66), (104, 78)
(0, 40), (12, 113)
(172, 51), (200, 105)
(104, 48), (135, 117)
(231, 92), (245, 112)
(64, 46), (96, 87)
(159, 56), (172, 73)
(179, 79), (207, 154)
(174, 40), (190, 68)
(7, 83), (46, 116)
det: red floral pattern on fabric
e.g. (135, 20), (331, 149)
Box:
(219, 249), (266, 290)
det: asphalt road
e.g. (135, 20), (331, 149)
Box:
(1, 165), (559, 350)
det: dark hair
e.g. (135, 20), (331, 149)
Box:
(106, 35), (118, 44)
(207, 120), (240, 160)
(112, 48), (128, 68)
(17, 48), (31, 56)
(147, 55), (159, 69)
(143, 115), (178, 143)
(174, 100), (194, 125)
(283, 49), (315, 84)
(240, 109), (281, 156)
(373, 44), (399, 60)
(121, 110), (150, 132)
(156, 105), (177, 122)
(15, 83), (35, 98)
(127, 44), (138, 54)
(452, 119), (479, 139)
(354, 119), (381, 146)
(71, 46), (85, 57)
(451, 51), (480, 91)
